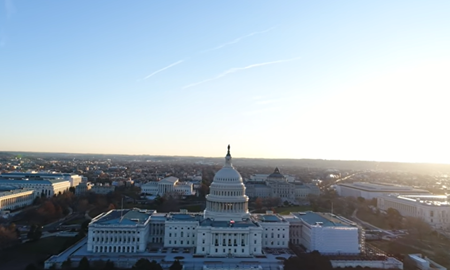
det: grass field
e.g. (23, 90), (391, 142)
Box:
(274, 205), (312, 215)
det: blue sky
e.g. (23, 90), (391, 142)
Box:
(1, 1), (450, 163)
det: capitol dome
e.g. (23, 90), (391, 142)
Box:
(212, 146), (243, 183)
(204, 145), (249, 221)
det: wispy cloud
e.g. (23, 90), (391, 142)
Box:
(143, 60), (184, 80)
(182, 57), (301, 89)
(201, 26), (276, 53)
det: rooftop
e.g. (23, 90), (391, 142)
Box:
(0, 177), (69, 184)
(200, 218), (258, 228)
(339, 182), (429, 193)
(0, 188), (34, 197)
(91, 208), (154, 226)
(166, 212), (203, 222)
(389, 194), (450, 207)
(256, 214), (286, 223)
(292, 211), (357, 227)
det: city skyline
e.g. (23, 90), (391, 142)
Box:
(1, 1), (450, 164)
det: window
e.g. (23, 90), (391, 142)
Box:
(202, 247), (205, 251)
(169, 233), (171, 237)
(181, 240), (183, 244)
(169, 240), (171, 244)
(242, 249), (244, 253)
(215, 248), (218, 252)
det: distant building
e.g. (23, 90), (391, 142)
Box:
(404, 254), (446, 270)
(248, 172), (296, 182)
(140, 177), (194, 197)
(75, 182), (93, 195)
(0, 188), (35, 211)
(0, 178), (70, 197)
(91, 184), (115, 195)
(245, 168), (320, 202)
(0, 172), (83, 187)
(377, 194), (450, 229)
(336, 182), (430, 200)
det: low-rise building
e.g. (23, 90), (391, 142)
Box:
(337, 182), (430, 200)
(91, 184), (115, 195)
(283, 212), (362, 254)
(404, 253), (446, 270)
(87, 208), (153, 253)
(245, 168), (319, 202)
(0, 178), (70, 197)
(0, 172), (83, 187)
(0, 188), (35, 211)
(141, 177), (194, 197)
(377, 194), (450, 229)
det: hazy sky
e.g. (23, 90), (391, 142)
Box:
(1, 1), (450, 163)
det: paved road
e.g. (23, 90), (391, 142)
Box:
(351, 209), (395, 237)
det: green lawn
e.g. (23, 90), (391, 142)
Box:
(274, 205), (312, 215)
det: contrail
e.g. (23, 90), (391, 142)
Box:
(144, 60), (184, 80)
(183, 57), (301, 89)
(201, 26), (276, 53)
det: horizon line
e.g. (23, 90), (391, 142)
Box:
(0, 150), (448, 165)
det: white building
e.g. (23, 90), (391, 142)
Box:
(377, 194), (450, 229)
(87, 208), (153, 253)
(283, 212), (362, 254)
(0, 178), (71, 197)
(75, 182), (93, 195)
(0, 188), (35, 211)
(0, 172), (83, 187)
(337, 182), (430, 200)
(245, 168), (320, 202)
(91, 184), (115, 195)
(248, 173), (296, 182)
(404, 254), (446, 270)
(45, 145), (372, 269)
(141, 177), (194, 197)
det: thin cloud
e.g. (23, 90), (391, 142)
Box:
(201, 26), (276, 53)
(143, 60), (184, 80)
(183, 57), (301, 89)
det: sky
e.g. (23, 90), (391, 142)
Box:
(1, 1), (450, 163)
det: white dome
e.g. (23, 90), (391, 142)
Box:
(213, 166), (243, 183)
(212, 145), (243, 183)
(204, 145), (250, 221)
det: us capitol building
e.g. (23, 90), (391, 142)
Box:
(45, 146), (376, 269)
